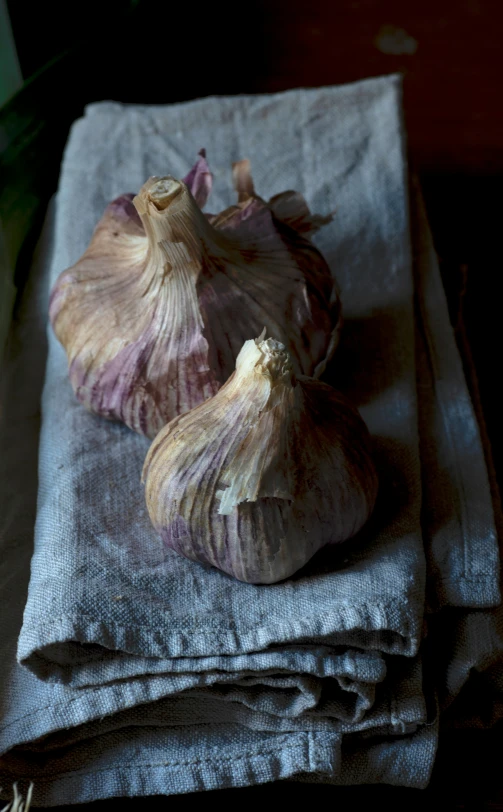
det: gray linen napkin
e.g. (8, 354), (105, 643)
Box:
(16, 78), (430, 760)
(20, 78), (427, 693)
(0, 75), (500, 805)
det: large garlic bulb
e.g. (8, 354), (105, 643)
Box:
(143, 335), (378, 584)
(49, 153), (341, 438)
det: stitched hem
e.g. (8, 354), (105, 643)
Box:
(0, 731), (340, 806)
(18, 597), (419, 680)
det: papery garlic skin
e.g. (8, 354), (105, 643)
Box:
(143, 335), (378, 584)
(50, 153), (341, 438)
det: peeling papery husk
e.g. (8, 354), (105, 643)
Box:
(143, 335), (378, 584)
(49, 152), (342, 438)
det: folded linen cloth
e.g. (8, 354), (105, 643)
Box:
(0, 75), (500, 805)
(19, 78), (428, 696)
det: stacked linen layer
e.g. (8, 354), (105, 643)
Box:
(0, 75), (500, 806)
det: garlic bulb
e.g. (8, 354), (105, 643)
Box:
(49, 153), (341, 438)
(143, 334), (378, 584)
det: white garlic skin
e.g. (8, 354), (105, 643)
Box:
(143, 336), (378, 584)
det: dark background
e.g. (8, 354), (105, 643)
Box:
(2, 0), (502, 807)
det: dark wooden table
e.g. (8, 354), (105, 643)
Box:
(4, 1), (502, 808)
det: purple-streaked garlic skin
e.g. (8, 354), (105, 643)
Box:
(182, 148), (212, 208)
(199, 169), (341, 384)
(143, 337), (377, 585)
(50, 153), (341, 439)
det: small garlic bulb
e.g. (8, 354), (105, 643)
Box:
(49, 153), (341, 438)
(143, 335), (378, 584)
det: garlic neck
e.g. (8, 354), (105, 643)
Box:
(232, 335), (296, 396)
(133, 176), (230, 283)
(218, 336), (297, 515)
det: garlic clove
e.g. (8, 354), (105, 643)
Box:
(143, 335), (378, 585)
(50, 153), (341, 438)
